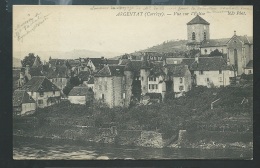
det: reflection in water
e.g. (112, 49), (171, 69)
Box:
(13, 136), (253, 160)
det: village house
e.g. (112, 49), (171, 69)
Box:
(68, 86), (94, 105)
(21, 76), (61, 108)
(13, 90), (36, 116)
(189, 56), (235, 88)
(94, 64), (133, 108)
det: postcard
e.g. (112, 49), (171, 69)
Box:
(13, 5), (253, 160)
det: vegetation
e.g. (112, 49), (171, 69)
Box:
(18, 85), (252, 139)
(209, 49), (223, 57)
(21, 53), (41, 67)
(62, 76), (81, 95)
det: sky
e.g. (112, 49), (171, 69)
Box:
(13, 5), (253, 60)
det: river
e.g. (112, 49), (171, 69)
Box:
(13, 136), (253, 160)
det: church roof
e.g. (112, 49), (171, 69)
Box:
(187, 15), (210, 25)
(32, 56), (41, 67)
(200, 38), (230, 48)
(189, 57), (234, 71)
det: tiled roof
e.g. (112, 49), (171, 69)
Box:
(87, 76), (94, 84)
(189, 57), (234, 71)
(68, 86), (89, 96)
(13, 90), (35, 106)
(245, 60), (253, 68)
(187, 15), (210, 25)
(95, 65), (125, 77)
(29, 66), (44, 77)
(149, 64), (165, 77)
(22, 76), (60, 92)
(181, 58), (196, 67)
(166, 64), (188, 77)
(200, 38), (229, 47)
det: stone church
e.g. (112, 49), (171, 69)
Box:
(186, 15), (253, 75)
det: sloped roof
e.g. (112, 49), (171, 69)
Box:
(149, 64), (165, 77)
(200, 38), (229, 47)
(13, 90), (35, 106)
(68, 86), (89, 96)
(87, 76), (94, 84)
(245, 60), (253, 68)
(119, 59), (131, 65)
(95, 65), (125, 77)
(166, 64), (188, 77)
(29, 66), (44, 77)
(89, 58), (103, 67)
(181, 58), (196, 67)
(227, 35), (253, 45)
(22, 76), (60, 92)
(49, 59), (67, 67)
(189, 57), (234, 71)
(187, 15), (210, 25)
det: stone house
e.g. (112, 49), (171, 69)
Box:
(21, 76), (61, 108)
(189, 56), (235, 88)
(94, 65), (132, 108)
(13, 90), (36, 116)
(166, 64), (192, 97)
(200, 38), (229, 55)
(68, 86), (94, 105)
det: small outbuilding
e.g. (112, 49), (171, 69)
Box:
(13, 90), (36, 116)
(68, 86), (94, 105)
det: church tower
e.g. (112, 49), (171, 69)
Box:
(187, 15), (210, 49)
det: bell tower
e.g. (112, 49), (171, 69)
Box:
(187, 15), (210, 49)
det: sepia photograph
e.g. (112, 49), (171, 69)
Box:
(12, 5), (253, 160)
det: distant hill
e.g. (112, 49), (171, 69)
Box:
(13, 57), (21, 68)
(13, 50), (124, 61)
(140, 39), (188, 53)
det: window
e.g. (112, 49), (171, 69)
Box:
(219, 77), (223, 82)
(180, 77), (183, 84)
(149, 77), (156, 81)
(38, 100), (43, 104)
(199, 71), (204, 75)
(142, 77), (144, 81)
(53, 91), (55, 95)
(248, 70), (252, 74)
(179, 86), (184, 91)
(207, 78), (210, 82)
(39, 92), (44, 97)
(149, 84), (158, 90)
(219, 70), (222, 74)
(192, 32), (196, 40)
(204, 49), (207, 54)
(101, 94), (105, 100)
(204, 32), (206, 40)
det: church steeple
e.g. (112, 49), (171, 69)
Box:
(32, 55), (41, 67)
(186, 15), (210, 49)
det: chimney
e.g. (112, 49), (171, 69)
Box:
(234, 30), (236, 36)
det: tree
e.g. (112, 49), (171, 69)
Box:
(209, 49), (223, 57)
(62, 76), (81, 96)
(21, 53), (41, 67)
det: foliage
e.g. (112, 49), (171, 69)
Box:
(63, 76), (81, 95)
(209, 49), (223, 57)
(21, 53), (41, 67)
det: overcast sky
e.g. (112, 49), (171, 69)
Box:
(13, 5), (252, 60)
